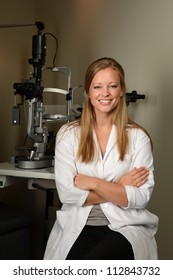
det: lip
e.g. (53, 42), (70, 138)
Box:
(98, 99), (112, 104)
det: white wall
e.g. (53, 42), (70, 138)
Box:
(35, 0), (173, 259)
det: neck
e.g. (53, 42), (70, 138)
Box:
(94, 113), (112, 129)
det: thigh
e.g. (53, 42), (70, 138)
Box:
(84, 230), (134, 260)
(66, 226), (98, 260)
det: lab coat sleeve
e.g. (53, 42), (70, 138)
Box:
(124, 129), (155, 209)
(54, 125), (89, 206)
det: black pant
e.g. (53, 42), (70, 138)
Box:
(66, 225), (134, 260)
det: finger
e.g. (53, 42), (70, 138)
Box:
(133, 169), (149, 179)
(135, 178), (148, 187)
(135, 171), (149, 181)
(135, 173), (149, 186)
(131, 167), (146, 177)
(132, 169), (149, 184)
(134, 167), (147, 174)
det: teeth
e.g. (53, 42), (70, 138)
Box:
(99, 100), (111, 103)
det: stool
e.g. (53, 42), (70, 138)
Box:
(0, 201), (32, 260)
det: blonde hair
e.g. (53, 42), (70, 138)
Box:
(72, 57), (150, 162)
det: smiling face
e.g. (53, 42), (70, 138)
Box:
(88, 67), (122, 117)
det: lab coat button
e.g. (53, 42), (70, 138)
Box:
(104, 203), (108, 208)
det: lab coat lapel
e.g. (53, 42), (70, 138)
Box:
(104, 125), (119, 163)
(106, 125), (117, 151)
(93, 125), (119, 163)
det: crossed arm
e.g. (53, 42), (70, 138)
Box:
(74, 167), (149, 207)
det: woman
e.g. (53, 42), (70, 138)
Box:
(44, 57), (158, 260)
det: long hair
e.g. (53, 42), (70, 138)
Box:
(76, 57), (129, 162)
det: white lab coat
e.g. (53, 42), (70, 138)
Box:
(44, 124), (159, 260)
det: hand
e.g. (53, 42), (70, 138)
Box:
(117, 167), (149, 187)
(74, 174), (99, 191)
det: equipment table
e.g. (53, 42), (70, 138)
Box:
(0, 162), (55, 189)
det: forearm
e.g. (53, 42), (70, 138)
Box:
(75, 174), (128, 207)
(92, 178), (128, 207)
(75, 166), (150, 208)
(83, 190), (107, 206)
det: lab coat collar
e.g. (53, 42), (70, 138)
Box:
(93, 124), (118, 161)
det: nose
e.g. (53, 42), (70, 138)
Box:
(101, 86), (111, 96)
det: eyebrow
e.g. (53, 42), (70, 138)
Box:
(92, 82), (118, 85)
